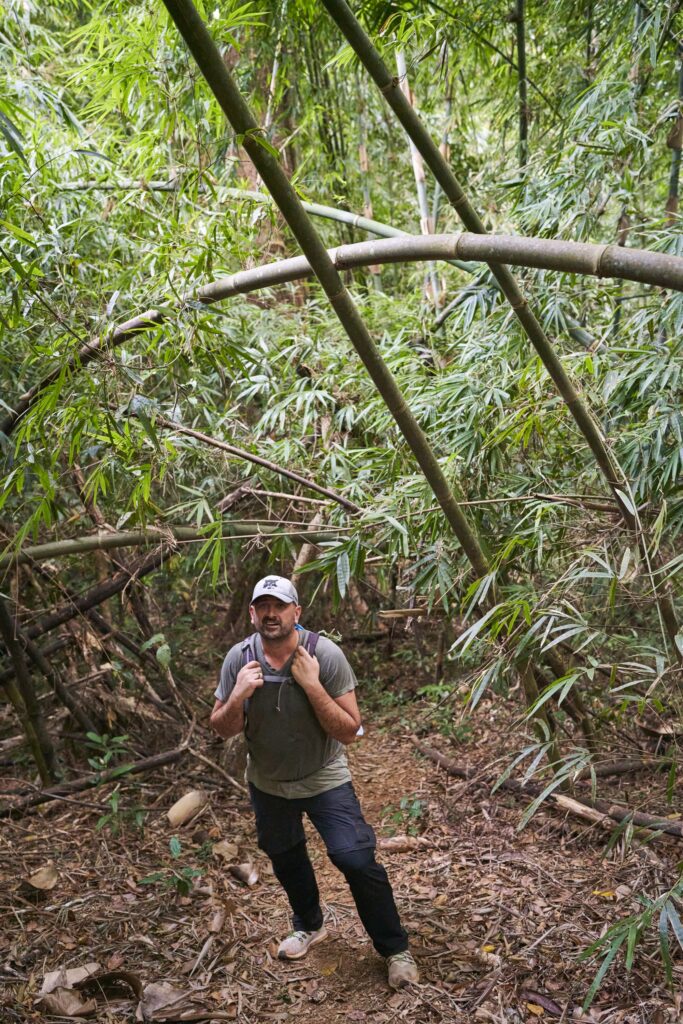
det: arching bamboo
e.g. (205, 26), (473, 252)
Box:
(0, 524), (347, 570)
(4, 230), (683, 440)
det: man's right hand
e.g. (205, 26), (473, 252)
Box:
(235, 660), (264, 699)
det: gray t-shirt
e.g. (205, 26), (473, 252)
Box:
(215, 629), (357, 798)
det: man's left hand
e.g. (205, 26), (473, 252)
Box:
(291, 646), (321, 692)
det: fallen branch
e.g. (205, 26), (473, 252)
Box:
(411, 737), (683, 840)
(0, 743), (190, 818)
(188, 747), (248, 795)
(18, 548), (170, 641)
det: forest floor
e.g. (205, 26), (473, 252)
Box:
(1, 651), (682, 1024)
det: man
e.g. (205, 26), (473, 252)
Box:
(210, 575), (419, 989)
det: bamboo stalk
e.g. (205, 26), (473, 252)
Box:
(0, 523), (347, 570)
(0, 599), (56, 782)
(396, 50), (440, 307)
(160, 0), (491, 581)
(321, 0), (630, 513)
(513, 0), (529, 169)
(16, 549), (171, 640)
(53, 179), (595, 345)
(160, 0), (572, 763)
(16, 622), (97, 734)
(356, 76), (382, 291)
(666, 44), (683, 222)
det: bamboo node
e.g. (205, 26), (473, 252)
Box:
(510, 298), (528, 311)
(592, 243), (611, 278)
(381, 77), (400, 95)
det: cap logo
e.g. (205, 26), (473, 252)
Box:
(262, 579), (279, 590)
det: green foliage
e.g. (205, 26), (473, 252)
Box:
(138, 837), (204, 896)
(381, 794), (428, 837)
(580, 872), (683, 1009)
(85, 732), (130, 771)
(95, 786), (146, 836)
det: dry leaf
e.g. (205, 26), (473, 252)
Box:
(212, 840), (239, 861)
(228, 862), (258, 887)
(24, 862), (59, 891)
(377, 835), (430, 853)
(209, 909), (226, 934)
(520, 990), (563, 1016)
(167, 791), (209, 827)
(136, 981), (196, 1021)
(80, 969), (143, 1001)
(40, 962), (101, 995)
(36, 987), (97, 1016)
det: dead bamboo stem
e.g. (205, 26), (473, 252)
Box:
(411, 737), (683, 840)
(0, 743), (190, 818)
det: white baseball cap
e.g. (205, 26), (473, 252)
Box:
(251, 576), (299, 605)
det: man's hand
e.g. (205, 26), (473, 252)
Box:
(291, 646), (321, 692)
(234, 660), (264, 700)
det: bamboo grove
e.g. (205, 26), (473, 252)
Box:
(1, 0), (682, 958)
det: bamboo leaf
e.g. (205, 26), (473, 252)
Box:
(582, 935), (626, 1010)
(659, 907), (674, 986)
(336, 551), (350, 599)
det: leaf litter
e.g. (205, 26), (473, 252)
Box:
(0, 698), (681, 1024)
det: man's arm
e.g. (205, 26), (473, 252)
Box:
(291, 647), (361, 745)
(209, 660), (263, 739)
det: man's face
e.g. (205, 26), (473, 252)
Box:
(249, 597), (300, 640)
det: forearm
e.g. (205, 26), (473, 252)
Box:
(210, 692), (245, 739)
(304, 683), (359, 745)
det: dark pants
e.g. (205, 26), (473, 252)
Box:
(249, 781), (408, 958)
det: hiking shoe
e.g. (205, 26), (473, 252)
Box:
(277, 926), (328, 960)
(387, 949), (419, 988)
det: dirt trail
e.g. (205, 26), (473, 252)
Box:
(1, 708), (681, 1023)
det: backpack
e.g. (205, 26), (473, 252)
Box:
(239, 627), (320, 725)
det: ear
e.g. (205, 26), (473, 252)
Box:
(294, 604), (301, 624)
(248, 604), (256, 626)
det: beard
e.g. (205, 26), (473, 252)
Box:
(256, 618), (293, 640)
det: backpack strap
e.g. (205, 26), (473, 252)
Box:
(240, 634), (258, 731)
(239, 630), (320, 732)
(303, 630), (320, 658)
(240, 634), (257, 669)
